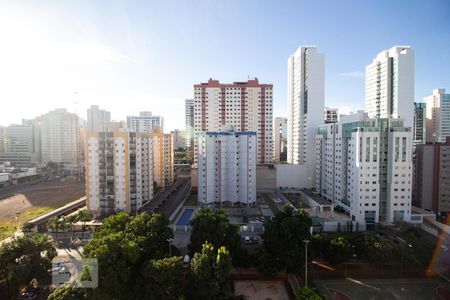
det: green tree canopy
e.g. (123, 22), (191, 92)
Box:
(188, 242), (232, 300)
(0, 233), (57, 299)
(296, 287), (324, 300)
(188, 208), (240, 261)
(82, 212), (175, 300)
(258, 205), (312, 275)
(47, 285), (88, 300)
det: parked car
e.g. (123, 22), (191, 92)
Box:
(244, 236), (251, 244)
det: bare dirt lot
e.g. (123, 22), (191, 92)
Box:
(0, 181), (85, 240)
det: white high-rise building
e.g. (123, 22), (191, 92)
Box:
(273, 117), (287, 163)
(315, 118), (412, 225)
(324, 107), (338, 123)
(85, 131), (154, 215)
(152, 129), (174, 188)
(425, 88), (450, 143)
(365, 46), (414, 128)
(87, 105), (111, 132)
(40, 109), (78, 168)
(287, 46), (324, 185)
(0, 125), (34, 167)
(193, 78), (273, 165)
(185, 99), (194, 149)
(127, 111), (164, 133)
(197, 125), (256, 205)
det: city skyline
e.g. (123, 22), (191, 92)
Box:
(0, 0), (449, 132)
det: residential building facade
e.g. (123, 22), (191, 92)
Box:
(413, 102), (427, 145)
(273, 117), (287, 163)
(40, 109), (78, 168)
(153, 129), (174, 188)
(193, 78), (273, 165)
(365, 46), (414, 128)
(85, 131), (154, 215)
(197, 125), (256, 205)
(127, 111), (164, 133)
(324, 107), (338, 123)
(425, 88), (450, 143)
(185, 99), (194, 150)
(287, 46), (325, 184)
(315, 118), (413, 225)
(413, 137), (450, 216)
(0, 125), (35, 167)
(87, 105), (111, 132)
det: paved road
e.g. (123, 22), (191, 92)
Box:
(141, 178), (191, 218)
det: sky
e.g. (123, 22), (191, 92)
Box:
(0, 0), (449, 132)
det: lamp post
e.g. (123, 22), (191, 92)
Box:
(400, 243), (413, 275)
(303, 239), (310, 287)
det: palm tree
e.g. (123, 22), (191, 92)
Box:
(66, 214), (78, 238)
(59, 218), (70, 237)
(47, 216), (59, 235)
(77, 210), (93, 237)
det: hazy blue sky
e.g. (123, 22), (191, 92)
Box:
(0, 0), (449, 131)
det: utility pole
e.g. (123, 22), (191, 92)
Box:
(304, 239), (310, 287)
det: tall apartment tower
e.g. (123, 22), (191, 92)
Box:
(197, 125), (256, 205)
(273, 117), (288, 163)
(185, 99), (194, 149)
(324, 107), (338, 123)
(413, 102), (427, 145)
(40, 109), (78, 168)
(365, 46), (414, 128)
(425, 89), (450, 143)
(413, 137), (450, 215)
(193, 78), (273, 165)
(0, 125), (34, 167)
(87, 105), (111, 132)
(127, 111), (164, 133)
(152, 129), (174, 188)
(85, 131), (154, 215)
(287, 45), (325, 183)
(0, 127), (5, 153)
(315, 118), (413, 225)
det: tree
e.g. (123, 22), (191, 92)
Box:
(65, 214), (78, 238)
(296, 287), (324, 300)
(258, 205), (312, 275)
(0, 233), (57, 299)
(76, 210), (93, 237)
(135, 256), (184, 300)
(188, 242), (232, 300)
(188, 208), (240, 263)
(47, 216), (60, 233)
(21, 222), (34, 233)
(82, 212), (174, 300)
(324, 236), (353, 265)
(47, 285), (88, 300)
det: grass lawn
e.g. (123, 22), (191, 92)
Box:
(0, 197), (79, 241)
(184, 194), (198, 206)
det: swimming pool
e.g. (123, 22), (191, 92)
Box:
(176, 208), (194, 226)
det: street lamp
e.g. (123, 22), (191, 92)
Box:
(400, 243), (413, 275)
(303, 239), (310, 287)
